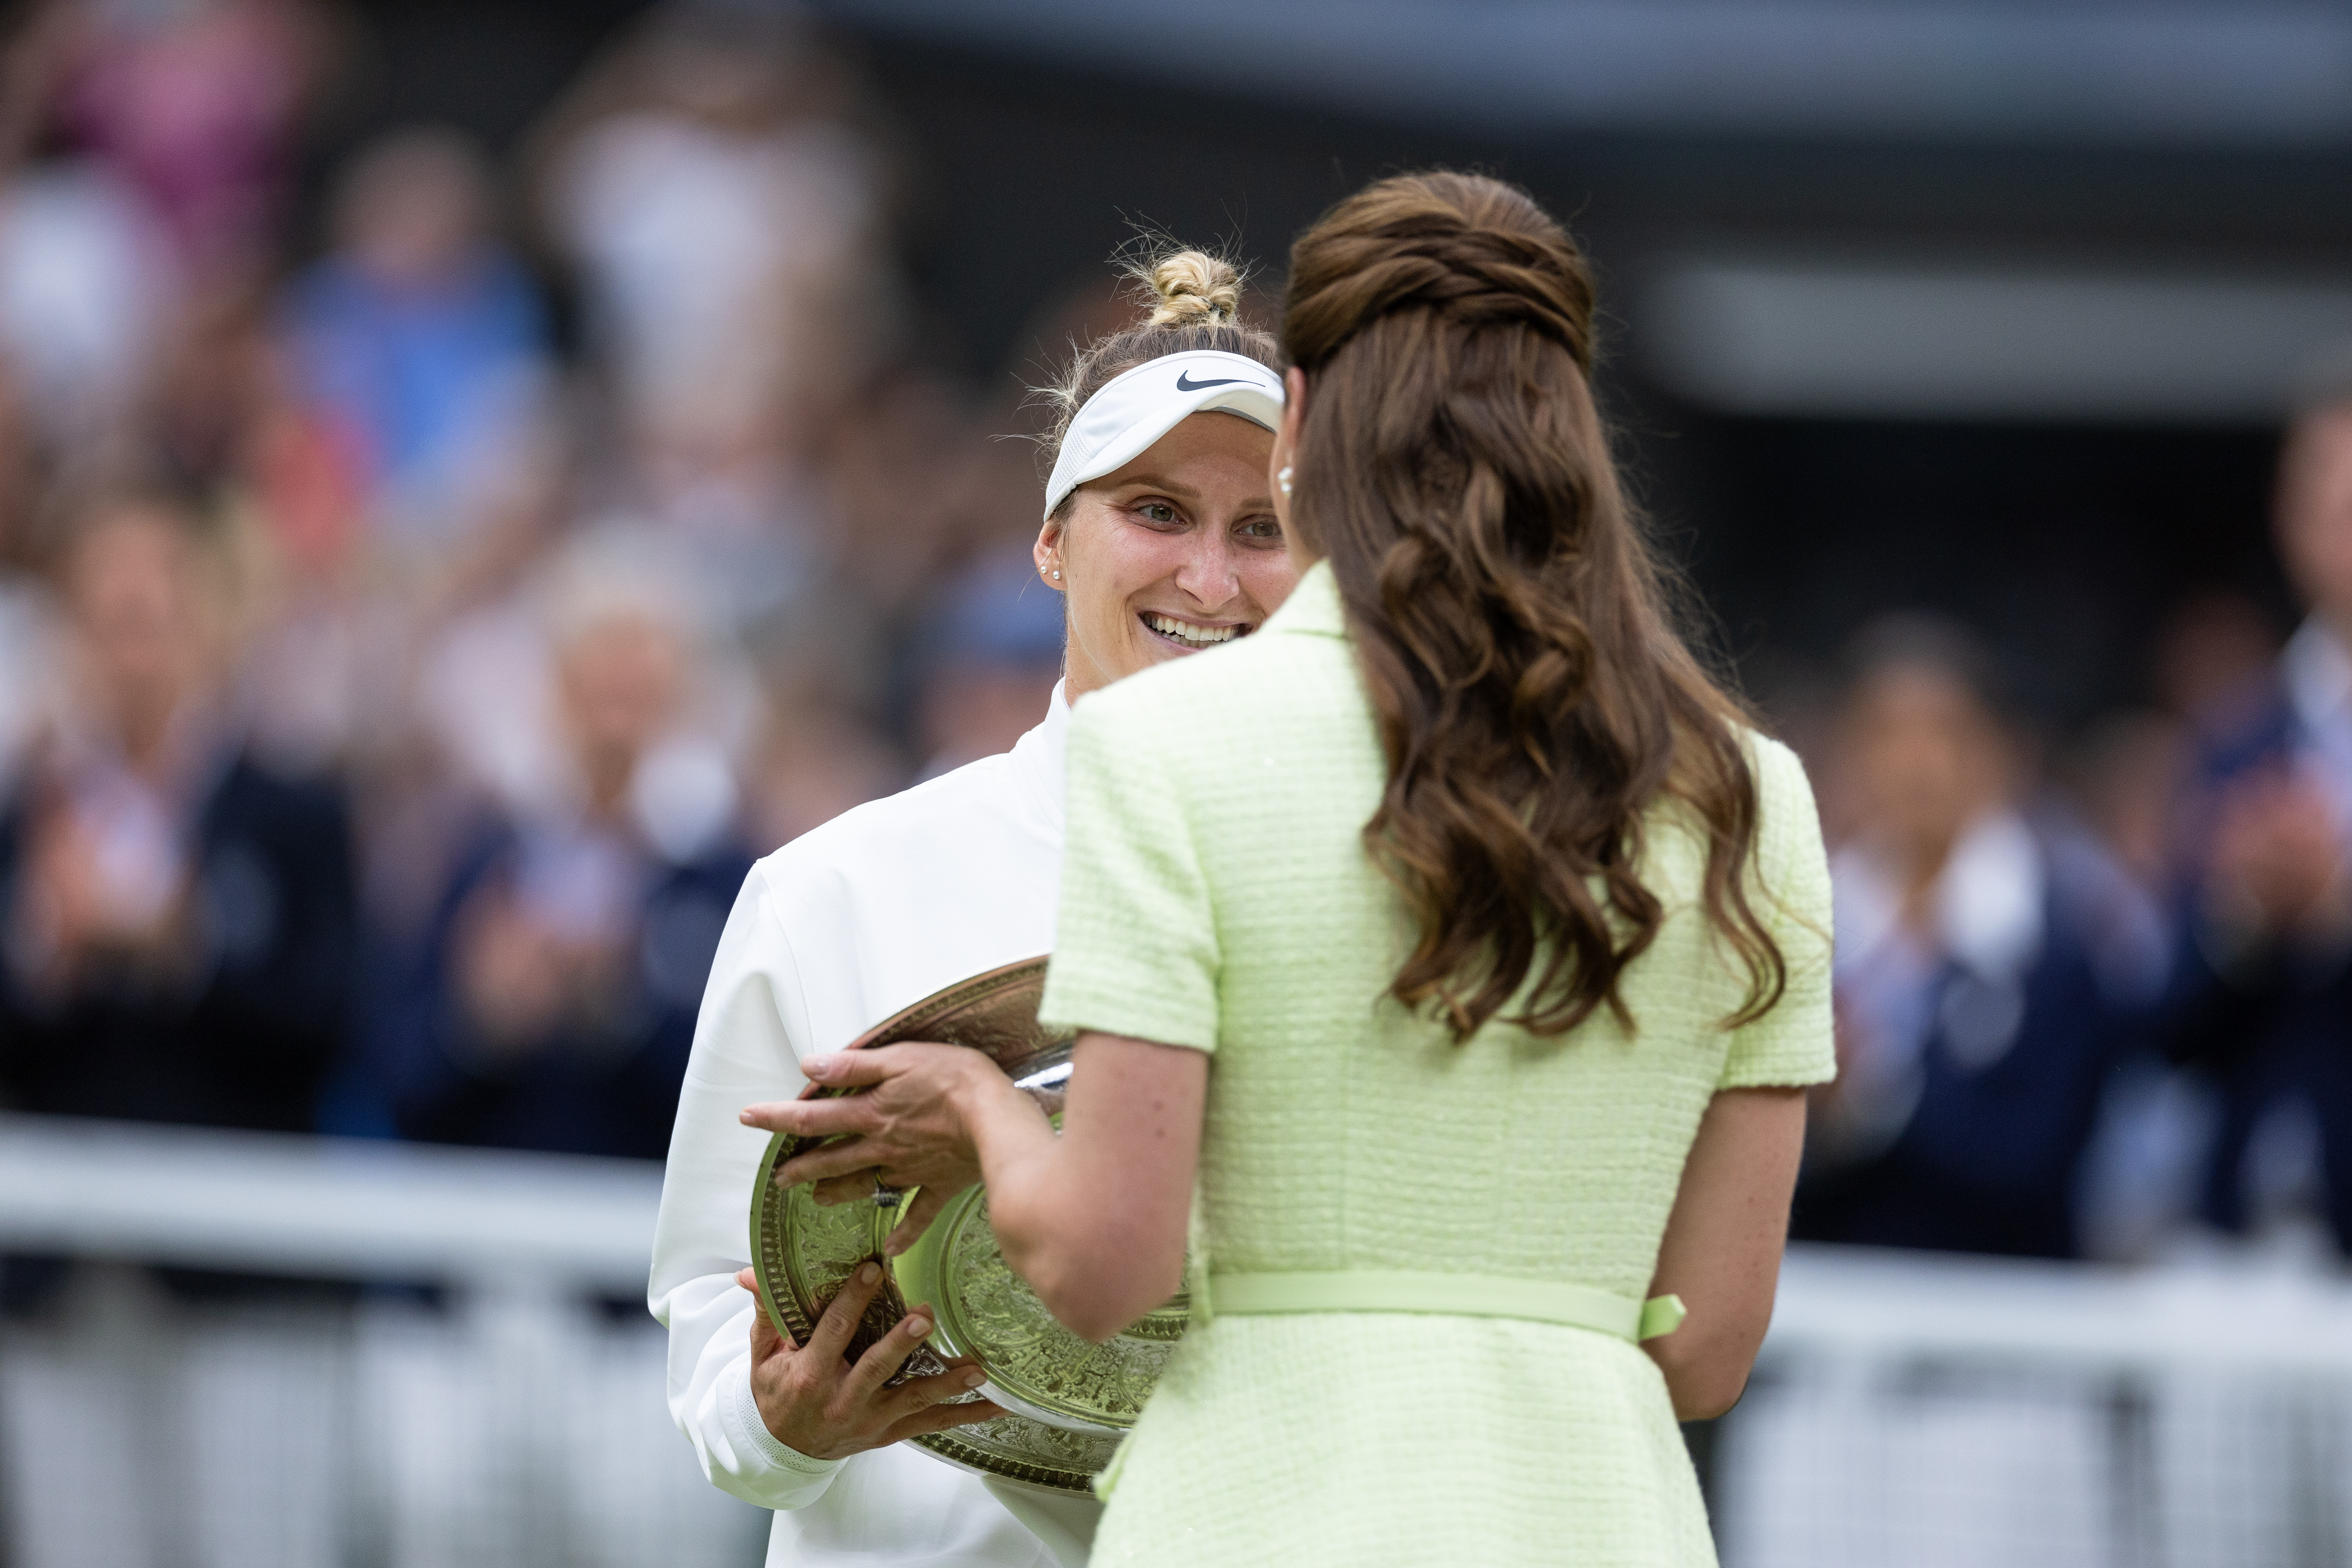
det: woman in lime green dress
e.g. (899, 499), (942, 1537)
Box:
(778, 171), (1833, 1565)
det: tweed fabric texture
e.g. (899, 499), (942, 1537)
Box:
(1040, 561), (1833, 1566)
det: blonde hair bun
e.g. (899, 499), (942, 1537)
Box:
(1034, 241), (1279, 504)
(1144, 250), (1243, 328)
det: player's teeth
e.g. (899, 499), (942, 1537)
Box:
(1147, 614), (1243, 644)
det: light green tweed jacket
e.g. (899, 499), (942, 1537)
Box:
(1038, 561), (1834, 1567)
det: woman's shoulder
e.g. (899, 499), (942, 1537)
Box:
(1740, 728), (1815, 810)
(1646, 726), (1823, 890)
(1729, 727), (1833, 925)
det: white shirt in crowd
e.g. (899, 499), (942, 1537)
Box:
(649, 687), (1099, 1568)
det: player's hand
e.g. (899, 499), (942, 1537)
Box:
(737, 1261), (1002, 1461)
(744, 1044), (1022, 1251)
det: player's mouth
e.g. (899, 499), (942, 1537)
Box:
(1139, 612), (1253, 650)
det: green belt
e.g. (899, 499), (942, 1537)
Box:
(1206, 1270), (1687, 1343)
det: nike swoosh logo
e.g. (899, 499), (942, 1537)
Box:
(1175, 371), (1255, 391)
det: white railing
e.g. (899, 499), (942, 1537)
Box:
(1736, 1243), (2352, 1568)
(1766, 1240), (2352, 1377)
(2, 1115), (2349, 1568)
(0, 1115), (760, 1568)
(0, 1113), (661, 1296)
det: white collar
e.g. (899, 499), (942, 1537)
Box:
(2283, 617), (2352, 734)
(1007, 680), (1071, 842)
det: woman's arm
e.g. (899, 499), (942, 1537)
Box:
(971, 1032), (1205, 1342)
(1642, 1085), (1807, 1421)
(763, 1030), (1207, 1344)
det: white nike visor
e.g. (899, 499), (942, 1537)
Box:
(1042, 349), (1285, 522)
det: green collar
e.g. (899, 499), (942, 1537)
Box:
(1264, 559), (1348, 639)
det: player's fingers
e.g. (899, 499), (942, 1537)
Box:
(882, 1184), (959, 1256)
(796, 1048), (902, 1089)
(749, 1308), (783, 1361)
(883, 1395), (1007, 1441)
(844, 1304), (935, 1401)
(774, 1138), (886, 1189)
(739, 1269), (795, 1359)
(886, 1363), (992, 1419)
(809, 1172), (876, 1207)
(742, 1097), (875, 1140)
(807, 1261), (884, 1362)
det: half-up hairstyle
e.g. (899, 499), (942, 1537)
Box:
(1281, 171), (1784, 1043)
(1037, 248), (1281, 517)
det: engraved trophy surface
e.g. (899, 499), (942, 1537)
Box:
(750, 957), (1188, 1492)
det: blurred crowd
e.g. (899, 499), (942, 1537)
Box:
(0, 0), (2349, 1280)
(1785, 386), (2352, 1266)
(0, 0), (1072, 1165)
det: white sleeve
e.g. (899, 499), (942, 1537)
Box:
(648, 864), (846, 1511)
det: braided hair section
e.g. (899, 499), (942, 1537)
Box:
(1280, 171), (1783, 1043)
(1284, 211), (1593, 370)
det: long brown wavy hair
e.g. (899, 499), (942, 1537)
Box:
(1281, 171), (1784, 1042)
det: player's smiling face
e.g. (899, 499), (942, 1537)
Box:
(1038, 411), (1296, 698)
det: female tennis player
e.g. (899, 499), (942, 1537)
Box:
(756, 172), (1835, 1566)
(649, 250), (1295, 1568)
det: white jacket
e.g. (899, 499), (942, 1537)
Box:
(650, 690), (1100, 1566)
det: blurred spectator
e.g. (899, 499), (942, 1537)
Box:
(912, 545), (1065, 777)
(0, 482), (356, 1132)
(2062, 709), (2181, 893)
(1797, 614), (2166, 1259)
(744, 695), (902, 853)
(0, 356), (58, 791)
(2060, 594), (2278, 903)
(536, 1), (887, 626)
(2152, 588), (2280, 723)
(42, 0), (329, 276)
(0, 156), (175, 443)
(813, 369), (1002, 624)
(373, 532), (753, 1159)
(278, 126), (551, 560)
(2162, 371), (2352, 1253)
(2049, 596), (2285, 1258)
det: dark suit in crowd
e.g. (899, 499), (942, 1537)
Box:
(368, 812), (750, 1161)
(1799, 813), (2165, 1260)
(0, 752), (358, 1132)
(2160, 655), (2352, 1250)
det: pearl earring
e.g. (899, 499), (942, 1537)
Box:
(1276, 465), (1293, 497)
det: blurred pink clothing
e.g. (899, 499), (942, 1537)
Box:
(60, 0), (313, 269)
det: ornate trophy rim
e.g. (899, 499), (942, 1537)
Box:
(750, 956), (1180, 1493)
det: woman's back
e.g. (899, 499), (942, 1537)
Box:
(1055, 561), (1828, 1296)
(1042, 562), (1830, 1565)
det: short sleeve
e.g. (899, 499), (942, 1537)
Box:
(1717, 738), (1837, 1090)
(1038, 689), (1221, 1053)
